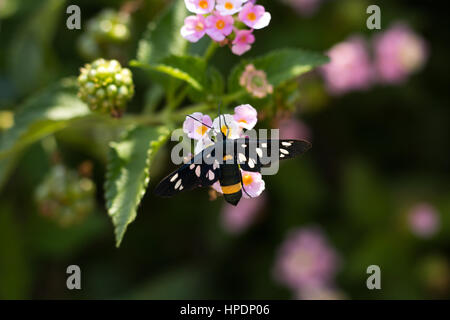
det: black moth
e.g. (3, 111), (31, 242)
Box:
(154, 114), (311, 206)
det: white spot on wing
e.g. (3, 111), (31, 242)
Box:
(248, 158), (255, 168)
(170, 174), (178, 182)
(195, 165), (201, 177)
(179, 185), (184, 191)
(175, 179), (182, 189)
(282, 142), (292, 147)
(207, 170), (215, 180)
(280, 154), (285, 158)
(241, 144), (247, 148)
(256, 148), (263, 157)
(213, 160), (219, 170)
(190, 163), (195, 170)
(280, 149), (289, 155)
(238, 153), (246, 162)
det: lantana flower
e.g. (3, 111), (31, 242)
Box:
(182, 112), (212, 139)
(233, 104), (258, 130)
(181, 0), (270, 55)
(232, 29), (255, 55)
(205, 12), (234, 41)
(216, 0), (244, 15)
(239, 64), (273, 98)
(373, 23), (428, 84)
(180, 15), (207, 43)
(238, 2), (271, 29)
(185, 0), (215, 14)
(182, 104), (266, 201)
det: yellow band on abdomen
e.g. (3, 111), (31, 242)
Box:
(221, 183), (241, 194)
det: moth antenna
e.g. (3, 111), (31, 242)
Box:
(186, 115), (213, 129)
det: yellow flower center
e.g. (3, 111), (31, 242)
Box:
(216, 19), (225, 30)
(199, 0), (208, 9)
(221, 125), (229, 136)
(196, 125), (208, 136)
(195, 22), (204, 32)
(247, 12), (256, 21)
(225, 2), (233, 10)
(242, 174), (253, 186)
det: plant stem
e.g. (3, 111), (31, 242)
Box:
(204, 41), (218, 62)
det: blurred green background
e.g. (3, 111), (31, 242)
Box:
(0, 0), (449, 299)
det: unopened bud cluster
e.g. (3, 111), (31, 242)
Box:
(78, 58), (134, 117)
(35, 165), (96, 227)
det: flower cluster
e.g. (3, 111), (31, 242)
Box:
(321, 23), (428, 95)
(35, 165), (96, 227)
(181, 0), (271, 55)
(274, 227), (342, 299)
(78, 58), (134, 117)
(183, 104), (265, 198)
(77, 9), (131, 60)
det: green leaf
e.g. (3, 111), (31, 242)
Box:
(188, 66), (225, 102)
(131, 55), (206, 91)
(136, 0), (188, 65)
(228, 48), (330, 93)
(0, 78), (90, 159)
(7, 0), (65, 95)
(105, 125), (170, 247)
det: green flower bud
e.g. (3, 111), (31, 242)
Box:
(78, 58), (134, 117)
(35, 165), (96, 227)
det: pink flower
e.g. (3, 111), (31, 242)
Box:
(374, 23), (428, 84)
(205, 11), (234, 41)
(239, 64), (273, 98)
(296, 285), (346, 300)
(231, 29), (255, 56)
(238, 2), (271, 29)
(212, 170), (265, 199)
(274, 227), (339, 290)
(216, 0), (244, 15)
(281, 0), (322, 17)
(234, 104), (257, 130)
(221, 193), (266, 233)
(321, 37), (374, 95)
(277, 117), (312, 141)
(184, 0), (215, 14)
(241, 170), (265, 198)
(408, 203), (440, 238)
(180, 15), (207, 43)
(183, 112), (212, 140)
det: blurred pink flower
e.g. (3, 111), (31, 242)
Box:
(205, 11), (234, 41)
(274, 227), (339, 290)
(181, 15), (207, 43)
(221, 193), (266, 233)
(277, 117), (312, 141)
(232, 29), (255, 56)
(185, 0), (215, 14)
(239, 64), (273, 98)
(239, 2), (271, 29)
(281, 0), (322, 17)
(296, 285), (346, 300)
(374, 23), (428, 84)
(408, 203), (440, 238)
(216, 0), (244, 15)
(321, 37), (374, 95)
